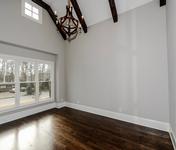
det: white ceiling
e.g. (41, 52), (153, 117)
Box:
(43, 0), (153, 26)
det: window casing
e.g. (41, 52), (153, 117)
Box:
(22, 0), (42, 24)
(0, 54), (54, 112)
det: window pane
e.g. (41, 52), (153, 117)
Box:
(39, 82), (51, 101)
(0, 84), (15, 109)
(25, 9), (32, 17)
(25, 2), (32, 10)
(5, 60), (15, 83)
(32, 13), (39, 20)
(19, 62), (35, 82)
(32, 7), (39, 14)
(0, 59), (5, 83)
(38, 64), (51, 81)
(0, 59), (15, 83)
(20, 83), (35, 105)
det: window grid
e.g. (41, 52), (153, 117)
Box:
(0, 55), (54, 112)
(22, 0), (42, 24)
(25, 2), (39, 20)
(35, 62), (39, 103)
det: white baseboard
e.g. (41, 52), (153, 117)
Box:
(56, 101), (66, 108)
(56, 102), (170, 132)
(0, 102), (56, 125)
(0, 101), (170, 133)
(170, 127), (176, 150)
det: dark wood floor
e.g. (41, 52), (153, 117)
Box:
(0, 107), (174, 150)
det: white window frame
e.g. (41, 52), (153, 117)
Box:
(21, 0), (42, 24)
(0, 54), (55, 113)
(37, 61), (54, 102)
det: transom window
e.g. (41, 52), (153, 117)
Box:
(22, 0), (42, 24)
(0, 54), (54, 111)
(25, 2), (39, 20)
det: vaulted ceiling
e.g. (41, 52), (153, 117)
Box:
(43, 0), (154, 27)
(32, 0), (165, 40)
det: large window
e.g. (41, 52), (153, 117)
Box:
(0, 55), (54, 111)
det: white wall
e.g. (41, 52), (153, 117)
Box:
(0, 0), (66, 102)
(0, 42), (56, 61)
(0, 0), (64, 54)
(166, 0), (176, 141)
(65, 1), (170, 122)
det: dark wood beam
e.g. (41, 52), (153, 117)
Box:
(108, 0), (118, 23)
(160, 0), (166, 7)
(31, 0), (48, 9)
(70, 0), (88, 33)
(32, 0), (66, 40)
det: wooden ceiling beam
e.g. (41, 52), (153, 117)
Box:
(32, 0), (67, 40)
(160, 0), (166, 7)
(108, 0), (118, 23)
(31, 0), (47, 9)
(70, 0), (88, 33)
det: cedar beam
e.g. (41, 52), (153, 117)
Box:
(160, 0), (166, 7)
(70, 0), (88, 33)
(32, 0), (66, 40)
(108, 0), (118, 23)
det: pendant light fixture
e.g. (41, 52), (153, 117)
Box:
(55, 0), (81, 41)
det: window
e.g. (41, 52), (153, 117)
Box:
(22, 0), (42, 24)
(0, 59), (16, 110)
(38, 63), (52, 101)
(19, 61), (36, 105)
(0, 54), (54, 111)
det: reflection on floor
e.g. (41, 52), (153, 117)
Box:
(0, 108), (174, 150)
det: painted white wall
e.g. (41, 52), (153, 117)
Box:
(65, 1), (170, 122)
(0, 0), (64, 54)
(0, 0), (66, 102)
(166, 0), (176, 140)
(56, 49), (66, 102)
(0, 42), (56, 61)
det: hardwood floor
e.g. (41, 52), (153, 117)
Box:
(0, 107), (174, 150)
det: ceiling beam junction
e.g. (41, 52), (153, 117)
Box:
(32, 0), (67, 40)
(108, 0), (118, 23)
(70, 0), (88, 33)
(160, 0), (166, 7)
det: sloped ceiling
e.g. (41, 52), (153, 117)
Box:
(43, 0), (153, 26)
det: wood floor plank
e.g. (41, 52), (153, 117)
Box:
(0, 107), (174, 150)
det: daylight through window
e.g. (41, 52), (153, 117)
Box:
(0, 55), (54, 111)
(22, 0), (42, 24)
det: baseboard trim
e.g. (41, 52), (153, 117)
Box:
(0, 102), (56, 125)
(56, 102), (66, 108)
(1, 101), (169, 132)
(170, 127), (176, 150)
(56, 102), (170, 132)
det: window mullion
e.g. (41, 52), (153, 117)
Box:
(3, 59), (6, 83)
(15, 60), (20, 107)
(35, 62), (39, 103)
(51, 62), (54, 101)
(25, 8), (32, 12)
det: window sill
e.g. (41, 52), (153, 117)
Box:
(0, 99), (55, 115)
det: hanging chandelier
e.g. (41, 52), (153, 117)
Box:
(55, 0), (81, 41)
